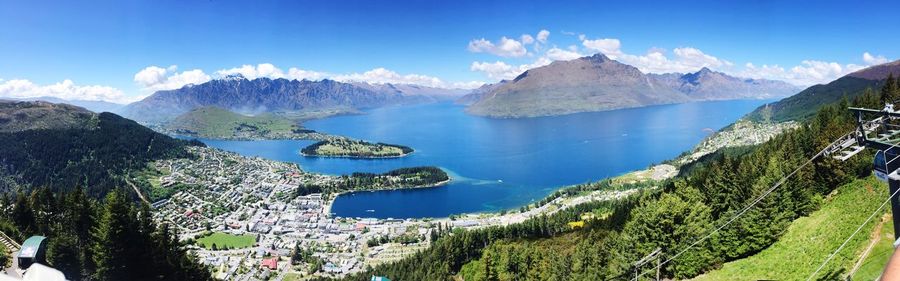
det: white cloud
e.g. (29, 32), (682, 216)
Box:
(287, 67), (328, 81)
(605, 47), (733, 74)
(0, 79), (134, 104)
(471, 57), (552, 80)
(135, 65), (211, 92)
(210, 63), (478, 89)
(215, 63), (327, 81)
(579, 36), (733, 74)
(672, 47), (733, 68)
(546, 47), (583, 61)
(451, 81), (487, 89)
(537, 30), (550, 43)
(470, 61), (514, 80)
(863, 52), (889, 65)
(739, 60), (868, 86)
(467, 37), (528, 57)
(216, 63), (278, 79)
(520, 34), (535, 45)
(739, 51), (891, 86)
(471, 32), (891, 86)
(333, 68), (447, 88)
(581, 38), (623, 59)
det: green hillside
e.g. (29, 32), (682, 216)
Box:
(852, 219), (894, 280)
(692, 176), (888, 280)
(164, 106), (314, 140)
(746, 76), (882, 122)
(0, 109), (199, 198)
(343, 71), (890, 281)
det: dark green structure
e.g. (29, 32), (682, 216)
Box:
(17, 236), (47, 270)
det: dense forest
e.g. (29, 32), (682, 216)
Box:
(301, 139), (414, 158)
(0, 188), (212, 281)
(0, 112), (202, 198)
(336, 78), (900, 280)
(297, 166), (449, 197)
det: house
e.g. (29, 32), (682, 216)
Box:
(260, 257), (278, 270)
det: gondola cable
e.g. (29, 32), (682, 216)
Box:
(805, 183), (900, 281)
(630, 128), (867, 281)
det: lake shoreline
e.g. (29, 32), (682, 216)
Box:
(324, 178), (452, 216)
(300, 138), (415, 159)
(299, 151), (413, 159)
(198, 100), (772, 218)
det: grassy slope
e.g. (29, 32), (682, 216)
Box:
(196, 232), (256, 250)
(167, 106), (300, 138)
(283, 273), (303, 281)
(692, 176), (888, 280)
(852, 219), (894, 280)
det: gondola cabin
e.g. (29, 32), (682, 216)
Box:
(875, 150), (889, 183)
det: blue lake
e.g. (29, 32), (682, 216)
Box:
(198, 100), (769, 219)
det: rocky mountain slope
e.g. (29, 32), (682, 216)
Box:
(122, 75), (469, 123)
(466, 54), (798, 118)
(352, 82), (470, 102)
(455, 81), (507, 105)
(161, 106), (330, 140)
(652, 67), (798, 100)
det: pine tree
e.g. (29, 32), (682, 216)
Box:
(47, 233), (81, 279)
(11, 191), (35, 237)
(92, 190), (138, 281)
(883, 73), (899, 104)
(483, 250), (498, 281)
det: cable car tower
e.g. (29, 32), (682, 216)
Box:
(826, 103), (900, 239)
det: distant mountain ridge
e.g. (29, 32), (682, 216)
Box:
(652, 67), (798, 100)
(122, 75), (470, 123)
(8, 96), (125, 113)
(465, 54), (799, 118)
(455, 80), (507, 105)
(0, 100), (98, 132)
(746, 59), (900, 122)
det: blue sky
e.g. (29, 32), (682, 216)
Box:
(0, 0), (897, 103)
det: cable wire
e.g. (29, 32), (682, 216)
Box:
(632, 128), (858, 281)
(630, 115), (899, 280)
(805, 184), (900, 281)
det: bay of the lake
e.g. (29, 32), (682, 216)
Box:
(197, 100), (769, 218)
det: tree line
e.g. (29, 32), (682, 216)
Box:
(0, 187), (212, 281)
(296, 166), (449, 197)
(334, 79), (896, 280)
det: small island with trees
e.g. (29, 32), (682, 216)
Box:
(300, 138), (414, 158)
(297, 166), (450, 197)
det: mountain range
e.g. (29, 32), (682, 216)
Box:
(464, 54), (800, 118)
(121, 75), (469, 124)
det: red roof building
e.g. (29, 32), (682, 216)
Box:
(261, 257), (278, 270)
